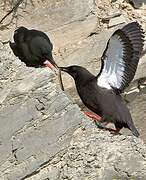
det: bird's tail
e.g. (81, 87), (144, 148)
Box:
(116, 96), (140, 137)
(127, 121), (140, 137)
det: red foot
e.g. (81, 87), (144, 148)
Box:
(84, 111), (101, 121)
(44, 62), (54, 70)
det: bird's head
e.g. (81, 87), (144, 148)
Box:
(14, 26), (28, 33)
(14, 26), (28, 43)
(60, 65), (95, 82)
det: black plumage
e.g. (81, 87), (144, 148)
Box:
(60, 22), (144, 137)
(9, 26), (57, 68)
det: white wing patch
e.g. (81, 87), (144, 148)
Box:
(97, 34), (125, 89)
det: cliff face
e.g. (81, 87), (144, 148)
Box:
(26, 125), (146, 180)
(0, 0), (146, 179)
(0, 44), (83, 179)
(0, 45), (146, 180)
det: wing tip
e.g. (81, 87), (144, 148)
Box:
(98, 21), (145, 92)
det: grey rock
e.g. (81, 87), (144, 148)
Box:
(60, 127), (146, 180)
(140, 85), (146, 94)
(48, 0), (97, 49)
(134, 55), (146, 81)
(124, 86), (139, 103)
(101, 11), (121, 21)
(47, 166), (60, 180)
(129, 0), (146, 9)
(0, 0), (97, 47)
(27, 127), (146, 180)
(128, 93), (146, 143)
(108, 15), (126, 27)
(0, 46), (82, 180)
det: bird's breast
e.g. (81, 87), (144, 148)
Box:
(76, 82), (103, 114)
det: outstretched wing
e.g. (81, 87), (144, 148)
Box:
(97, 22), (144, 93)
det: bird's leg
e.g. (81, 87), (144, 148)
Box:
(83, 111), (101, 121)
(83, 111), (107, 128)
(99, 117), (121, 133)
(84, 111), (121, 134)
(104, 127), (121, 135)
(94, 121), (109, 129)
(83, 111), (122, 134)
(94, 122), (121, 134)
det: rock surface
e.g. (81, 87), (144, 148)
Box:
(0, 43), (146, 180)
(0, 0), (146, 179)
(24, 124), (146, 180)
(0, 45), (83, 179)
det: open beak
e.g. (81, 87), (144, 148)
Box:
(44, 60), (58, 75)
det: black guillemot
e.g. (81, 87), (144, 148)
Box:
(9, 26), (57, 71)
(60, 22), (144, 137)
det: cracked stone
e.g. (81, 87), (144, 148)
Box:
(108, 15), (126, 27)
(124, 87), (140, 102)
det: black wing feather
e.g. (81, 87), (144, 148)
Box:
(97, 22), (144, 93)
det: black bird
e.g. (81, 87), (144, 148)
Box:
(9, 26), (57, 70)
(60, 22), (144, 137)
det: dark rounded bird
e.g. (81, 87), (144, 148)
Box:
(60, 22), (144, 137)
(9, 26), (57, 70)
